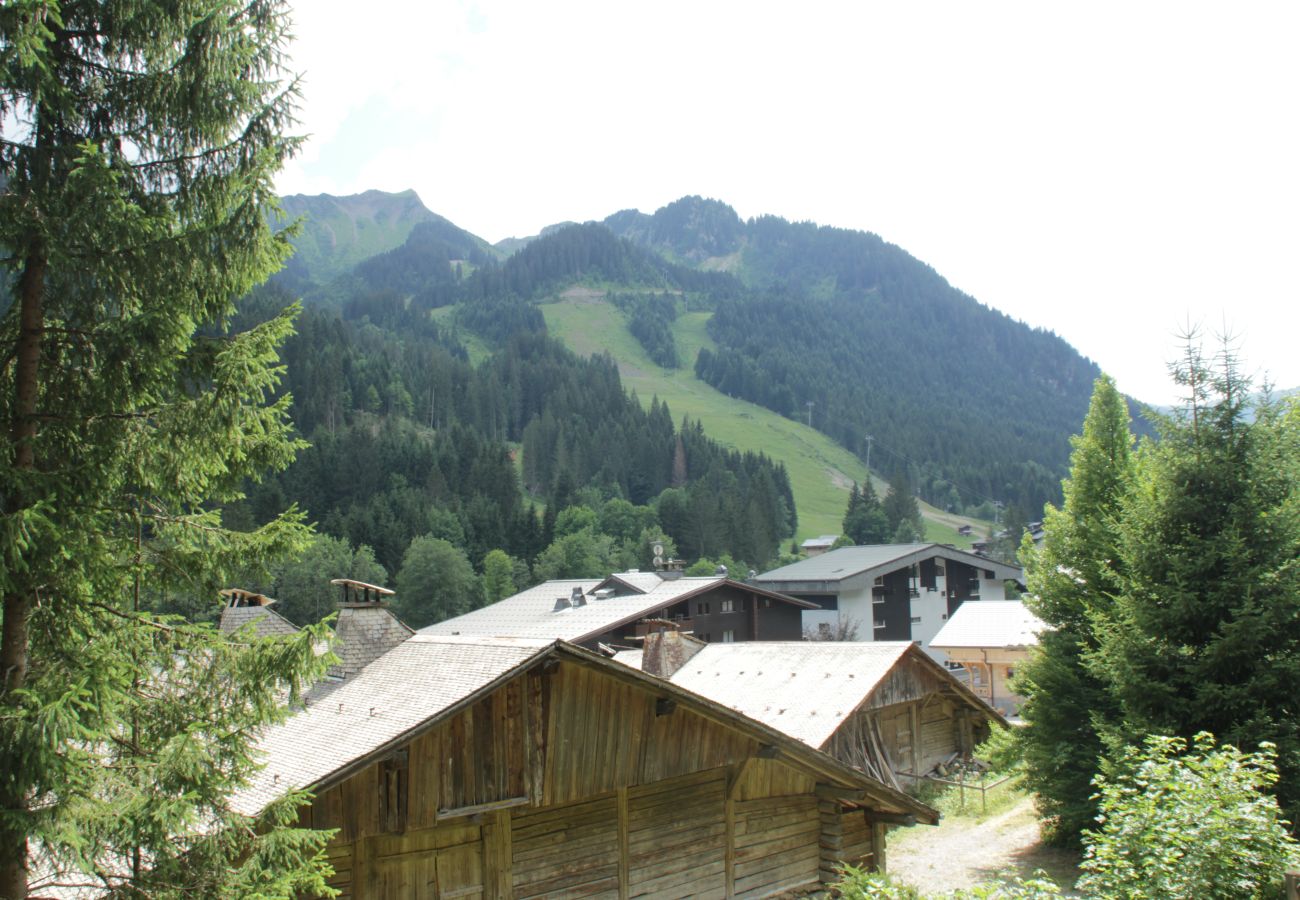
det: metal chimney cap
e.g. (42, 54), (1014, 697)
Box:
(715, 564), (728, 577)
(553, 596), (571, 612)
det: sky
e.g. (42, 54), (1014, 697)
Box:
(276, 1), (1300, 406)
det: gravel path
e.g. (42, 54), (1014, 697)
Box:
(887, 796), (1080, 895)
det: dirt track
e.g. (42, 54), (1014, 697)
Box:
(887, 796), (1080, 895)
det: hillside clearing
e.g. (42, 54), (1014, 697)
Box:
(540, 294), (990, 543)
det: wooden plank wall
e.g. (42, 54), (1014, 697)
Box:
(542, 661), (757, 806)
(300, 659), (886, 898)
(627, 769), (728, 899)
(733, 793), (821, 896)
(511, 794), (620, 899)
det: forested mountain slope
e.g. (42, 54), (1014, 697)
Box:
(604, 196), (1108, 512)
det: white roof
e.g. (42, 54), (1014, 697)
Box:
(419, 576), (737, 642)
(232, 635), (548, 816)
(930, 600), (1046, 649)
(615, 641), (916, 749)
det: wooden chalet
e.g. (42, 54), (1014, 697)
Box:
(616, 633), (1005, 792)
(233, 631), (937, 899)
(419, 571), (818, 649)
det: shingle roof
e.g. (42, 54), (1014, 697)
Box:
(327, 606), (414, 678)
(233, 635), (548, 816)
(418, 576), (814, 643)
(930, 600), (1046, 649)
(757, 542), (1022, 584)
(615, 641), (917, 749)
(218, 605), (299, 638)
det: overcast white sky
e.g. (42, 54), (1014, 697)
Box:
(276, 1), (1299, 405)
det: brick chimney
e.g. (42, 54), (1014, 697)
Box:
(328, 579), (412, 679)
(641, 627), (706, 679)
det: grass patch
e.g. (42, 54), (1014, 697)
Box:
(914, 772), (1025, 824)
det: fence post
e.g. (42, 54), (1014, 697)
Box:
(1284, 869), (1298, 900)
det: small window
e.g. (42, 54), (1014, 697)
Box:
(720, 598), (735, 613)
(762, 597), (771, 608)
(722, 629), (735, 643)
(873, 619), (886, 629)
(698, 601), (711, 615)
(1006, 667), (1016, 679)
(910, 615), (921, 624)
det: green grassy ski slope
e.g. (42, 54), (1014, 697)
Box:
(539, 290), (988, 545)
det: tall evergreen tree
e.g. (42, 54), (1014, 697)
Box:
(1015, 375), (1134, 843)
(0, 2), (333, 895)
(1095, 346), (1300, 826)
(882, 469), (923, 541)
(842, 480), (888, 544)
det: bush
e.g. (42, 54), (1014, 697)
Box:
(1078, 732), (1300, 899)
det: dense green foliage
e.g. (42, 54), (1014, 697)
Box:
(1015, 375), (1133, 843)
(612, 291), (680, 368)
(0, 1), (334, 895)
(1077, 734), (1299, 899)
(842, 481), (889, 544)
(1094, 347), (1300, 826)
(1016, 351), (1300, 844)
(230, 282), (797, 593)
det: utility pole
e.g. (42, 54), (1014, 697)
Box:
(864, 435), (874, 473)
(805, 400), (814, 428)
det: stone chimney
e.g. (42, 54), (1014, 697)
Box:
(642, 627), (706, 679)
(328, 579), (412, 679)
(218, 588), (298, 638)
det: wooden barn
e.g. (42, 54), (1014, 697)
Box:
(233, 633), (938, 899)
(616, 633), (1004, 792)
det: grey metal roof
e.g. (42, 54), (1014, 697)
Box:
(616, 641), (914, 748)
(233, 635), (549, 816)
(419, 576), (814, 643)
(613, 640), (1003, 750)
(757, 542), (1022, 585)
(930, 600), (1046, 649)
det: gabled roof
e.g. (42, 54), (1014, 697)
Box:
(930, 600), (1046, 650)
(418, 575), (816, 644)
(233, 635), (937, 824)
(595, 570), (666, 594)
(613, 640), (1003, 749)
(756, 542), (1022, 588)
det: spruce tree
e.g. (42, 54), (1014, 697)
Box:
(1015, 375), (1134, 843)
(0, 2), (332, 896)
(1096, 345), (1300, 826)
(842, 480), (888, 545)
(882, 468), (923, 541)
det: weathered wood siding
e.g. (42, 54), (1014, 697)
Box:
(511, 795), (620, 898)
(733, 794), (821, 896)
(627, 770), (727, 899)
(303, 657), (885, 898)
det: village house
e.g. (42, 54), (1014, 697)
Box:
(753, 543), (1023, 659)
(419, 570), (818, 650)
(930, 600), (1046, 717)
(798, 535), (839, 557)
(230, 585), (939, 898)
(616, 632), (1004, 792)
